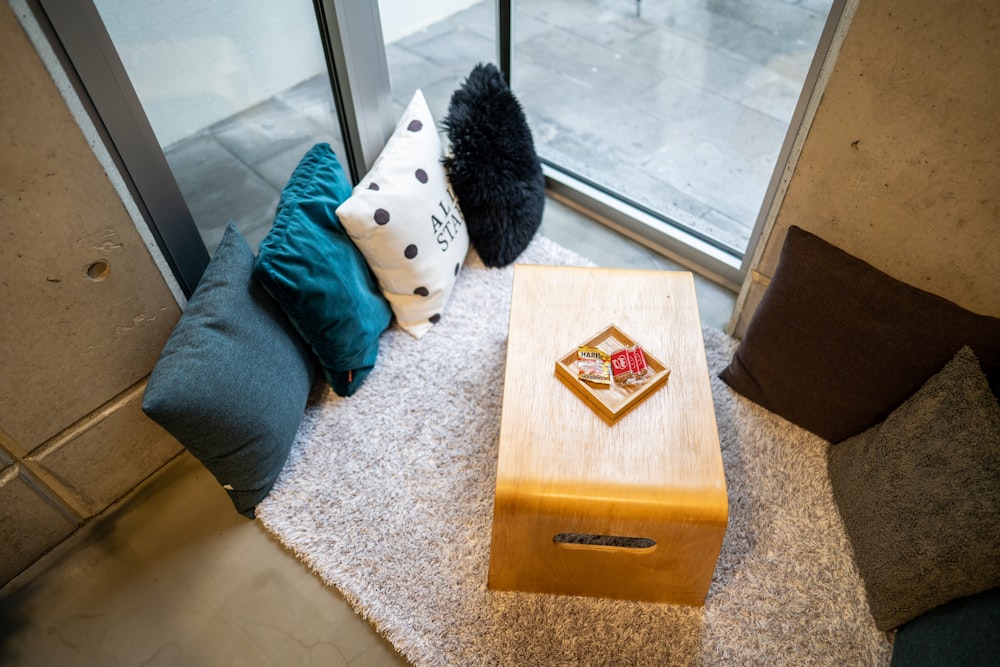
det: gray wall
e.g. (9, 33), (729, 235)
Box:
(0, 2), (182, 586)
(732, 0), (1000, 335)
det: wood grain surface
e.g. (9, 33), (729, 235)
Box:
(488, 265), (728, 604)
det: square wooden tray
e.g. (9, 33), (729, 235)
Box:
(554, 324), (671, 424)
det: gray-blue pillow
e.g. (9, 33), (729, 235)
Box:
(142, 223), (316, 518)
(254, 143), (392, 396)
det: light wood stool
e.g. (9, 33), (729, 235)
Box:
(487, 265), (728, 604)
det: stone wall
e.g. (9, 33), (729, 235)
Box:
(732, 0), (1000, 335)
(0, 2), (182, 586)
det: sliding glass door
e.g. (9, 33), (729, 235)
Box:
(93, 1), (347, 255)
(34, 0), (843, 294)
(31, 0), (391, 294)
(512, 0), (835, 257)
(379, 0), (494, 121)
(379, 0), (840, 284)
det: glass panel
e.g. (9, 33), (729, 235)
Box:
(375, 0), (832, 259)
(512, 0), (833, 256)
(93, 0), (347, 254)
(377, 0), (495, 125)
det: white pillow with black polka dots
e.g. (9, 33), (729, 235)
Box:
(336, 89), (469, 339)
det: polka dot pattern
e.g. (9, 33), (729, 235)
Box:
(334, 89), (469, 339)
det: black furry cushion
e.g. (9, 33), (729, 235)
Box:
(443, 63), (545, 268)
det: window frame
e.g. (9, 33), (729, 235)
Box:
(27, 0), (395, 297)
(27, 0), (849, 295)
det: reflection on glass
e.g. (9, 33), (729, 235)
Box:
(94, 0), (347, 254)
(512, 0), (832, 255)
(378, 0), (495, 126)
(378, 0), (831, 257)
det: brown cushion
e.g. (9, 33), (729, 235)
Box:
(827, 347), (1000, 631)
(720, 225), (1000, 443)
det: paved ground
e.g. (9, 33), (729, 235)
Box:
(165, 0), (831, 257)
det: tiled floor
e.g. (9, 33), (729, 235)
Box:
(387, 0), (830, 252)
(386, 0), (832, 253)
(0, 453), (412, 667)
(165, 0), (831, 258)
(164, 75), (346, 255)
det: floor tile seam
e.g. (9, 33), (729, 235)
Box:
(514, 31), (664, 93)
(655, 19), (822, 71)
(517, 32), (811, 102)
(520, 2), (823, 41)
(622, 35), (808, 109)
(627, 84), (785, 132)
(403, 15), (810, 127)
(207, 95), (332, 166)
(162, 126), (215, 156)
(272, 88), (344, 128)
(203, 127), (298, 200)
(386, 45), (469, 96)
(391, 39), (484, 79)
(678, 0), (829, 40)
(550, 19), (660, 47)
(443, 7), (495, 43)
(435, 2), (828, 69)
(627, 27), (778, 71)
(530, 142), (730, 232)
(479, 133), (754, 249)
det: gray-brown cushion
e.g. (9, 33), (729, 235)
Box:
(720, 225), (1000, 443)
(827, 346), (1000, 631)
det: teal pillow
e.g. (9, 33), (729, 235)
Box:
(254, 143), (392, 396)
(143, 224), (316, 518)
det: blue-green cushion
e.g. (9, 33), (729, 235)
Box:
(254, 143), (392, 396)
(143, 223), (316, 518)
(890, 588), (1000, 666)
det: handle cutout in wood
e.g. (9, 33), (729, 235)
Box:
(553, 532), (656, 552)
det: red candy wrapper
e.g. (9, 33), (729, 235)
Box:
(613, 345), (649, 386)
(610, 349), (631, 381)
(629, 346), (648, 377)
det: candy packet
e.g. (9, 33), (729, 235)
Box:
(577, 346), (611, 385)
(611, 345), (649, 386)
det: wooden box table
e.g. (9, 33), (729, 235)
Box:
(487, 265), (728, 604)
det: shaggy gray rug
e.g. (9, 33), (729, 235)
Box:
(257, 236), (893, 666)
